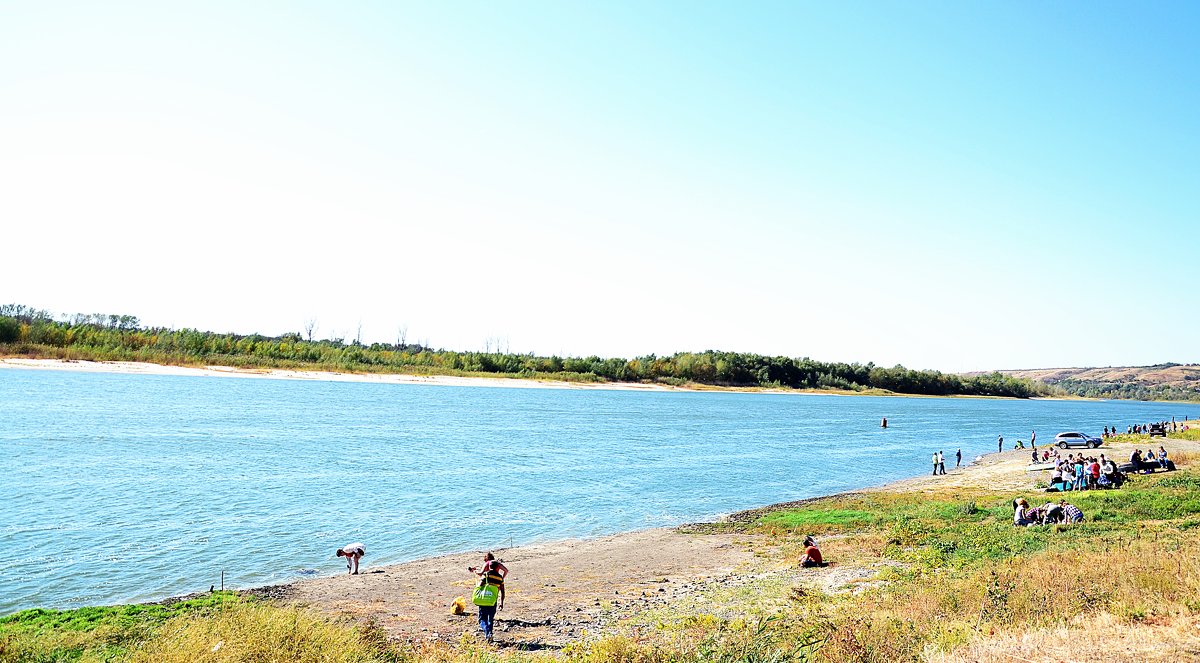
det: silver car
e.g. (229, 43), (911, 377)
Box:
(1054, 431), (1102, 449)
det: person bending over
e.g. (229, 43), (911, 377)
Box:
(1059, 500), (1084, 524)
(336, 542), (365, 575)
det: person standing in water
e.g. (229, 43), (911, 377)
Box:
(998, 435), (1004, 453)
(336, 542), (365, 575)
(881, 417), (888, 428)
(955, 448), (962, 468)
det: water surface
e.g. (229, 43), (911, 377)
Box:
(0, 367), (1192, 614)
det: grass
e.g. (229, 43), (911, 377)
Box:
(580, 460), (1200, 662)
(741, 467), (1200, 661)
(0, 593), (243, 663)
(123, 603), (401, 663)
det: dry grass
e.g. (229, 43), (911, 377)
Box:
(125, 603), (398, 663)
(931, 612), (1200, 663)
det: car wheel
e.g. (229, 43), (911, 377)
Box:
(1088, 441), (1098, 449)
(1058, 442), (1068, 449)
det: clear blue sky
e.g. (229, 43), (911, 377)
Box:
(2, 2), (1196, 371)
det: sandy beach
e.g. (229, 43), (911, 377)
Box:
(0, 358), (694, 392)
(252, 433), (1200, 651)
(0, 357), (981, 398)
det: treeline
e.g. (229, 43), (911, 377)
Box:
(0, 304), (1054, 398)
(1055, 379), (1200, 403)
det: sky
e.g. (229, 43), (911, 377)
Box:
(2, 2), (1197, 372)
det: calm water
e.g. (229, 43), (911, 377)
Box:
(0, 367), (1193, 614)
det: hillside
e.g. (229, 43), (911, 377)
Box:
(997, 363), (1200, 401)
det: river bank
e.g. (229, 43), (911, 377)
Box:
(6, 428), (1199, 661)
(253, 432), (1200, 651)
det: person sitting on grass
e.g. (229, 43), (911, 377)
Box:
(1059, 500), (1084, 524)
(1013, 498), (1036, 526)
(799, 536), (827, 567)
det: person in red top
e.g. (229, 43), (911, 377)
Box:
(469, 552), (509, 609)
(1089, 459), (1101, 488)
(799, 536), (826, 567)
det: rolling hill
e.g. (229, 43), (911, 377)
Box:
(994, 363), (1200, 401)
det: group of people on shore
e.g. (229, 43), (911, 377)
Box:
(1104, 420), (1188, 438)
(1045, 453), (1122, 491)
(1129, 446), (1172, 473)
(1013, 497), (1084, 526)
(930, 449), (962, 475)
(1034, 445), (1172, 492)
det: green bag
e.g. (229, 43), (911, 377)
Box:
(472, 582), (500, 607)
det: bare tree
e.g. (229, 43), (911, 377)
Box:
(396, 324), (408, 349)
(303, 318), (318, 342)
(355, 320), (363, 346)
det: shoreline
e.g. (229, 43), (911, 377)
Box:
(0, 357), (1024, 399)
(3, 446), (1020, 618)
(238, 442), (1125, 646)
(10, 431), (1199, 650)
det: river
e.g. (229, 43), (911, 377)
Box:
(0, 367), (1191, 614)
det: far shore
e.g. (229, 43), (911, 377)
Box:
(0, 357), (1027, 399)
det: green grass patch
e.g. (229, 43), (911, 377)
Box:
(755, 469), (1200, 570)
(761, 508), (877, 529)
(0, 592), (245, 663)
